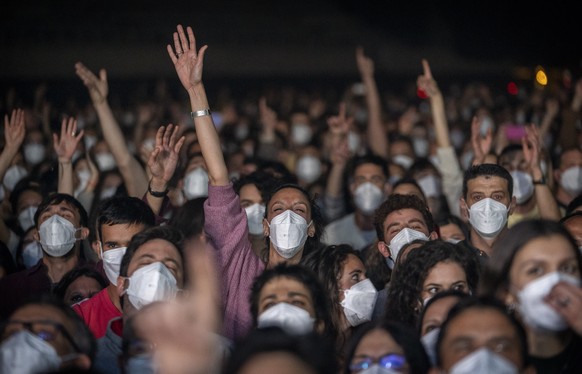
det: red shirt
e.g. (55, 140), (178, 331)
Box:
(73, 287), (121, 338)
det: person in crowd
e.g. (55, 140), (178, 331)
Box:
(54, 265), (108, 305)
(0, 294), (97, 373)
(560, 211), (582, 249)
(343, 319), (430, 374)
(435, 214), (469, 244)
(385, 240), (479, 328)
(391, 177), (427, 203)
(432, 295), (534, 374)
(553, 146), (582, 214)
(0, 192), (91, 319)
(565, 192), (582, 215)
(479, 219), (582, 373)
(405, 157), (451, 223)
(167, 24), (325, 341)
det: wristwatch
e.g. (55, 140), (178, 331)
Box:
(533, 175), (546, 185)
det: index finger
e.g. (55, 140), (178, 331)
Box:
(422, 59), (432, 79)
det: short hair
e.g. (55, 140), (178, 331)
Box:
(498, 143), (523, 161)
(53, 265), (108, 302)
(462, 164), (513, 200)
(435, 214), (470, 241)
(391, 177), (427, 202)
(233, 169), (282, 201)
(435, 295), (530, 368)
(94, 196), (156, 242)
(344, 319), (430, 374)
(34, 193), (89, 228)
(374, 194), (435, 242)
(565, 193), (582, 216)
(346, 153), (389, 183)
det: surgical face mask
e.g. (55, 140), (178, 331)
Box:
(449, 348), (518, 374)
(348, 131), (361, 153)
(446, 238), (462, 244)
(22, 241), (43, 268)
(421, 328), (440, 366)
(560, 165), (582, 195)
(510, 171), (534, 205)
(183, 167), (209, 200)
(84, 135), (97, 151)
(95, 152), (116, 172)
(517, 271), (580, 332)
(0, 330), (63, 374)
(100, 185), (118, 200)
(23, 143), (46, 166)
(388, 228), (429, 261)
(340, 278), (378, 327)
(245, 203), (266, 236)
(468, 198), (508, 239)
(412, 137), (429, 158)
(125, 353), (157, 374)
(257, 302), (315, 335)
(125, 262), (178, 310)
(268, 210), (311, 259)
(3, 165), (28, 191)
(74, 169), (92, 197)
(18, 205), (37, 232)
(39, 215), (79, 257)
(353, 182), (385, 215)
(101, 245), (127, 285)
(417, 174), (442, 198)
(479, 116), (495, 136)
(295, 155), (322, 184)
(291, 123), (312, 146)
(392, 155), (414, 170)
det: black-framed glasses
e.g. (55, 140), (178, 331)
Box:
(349, 353), (407, 372)
(1, 319), (81, 353)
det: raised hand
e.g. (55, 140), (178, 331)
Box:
(327, 102), (352, 137)
(470, 116), (492, 165)
(521, 124), (542, 174)
(416, 59), (440, 97)
(53, 117), (84, 162)
(167, 25), (208, 92)
(3, 108), (26, 151)
(75, 62), (108, 104)
(356, 46), (374, 78)
(148, 124), (185, 186)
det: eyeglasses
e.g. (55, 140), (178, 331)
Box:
(1, 319), (81, 353)
(349, 353), (407, 372)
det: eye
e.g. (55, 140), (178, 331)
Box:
(526, 266), (543, 276)
(70, 294), (85, 304)
(427, 286), (440, 295)
(473, 195), (482, 201)
(559, 263), (579, 275)
(452, 284), (467, 292)
(424, 325), (437, 334)
(291, 300), (306, 307)
(262, 302), (276, 310)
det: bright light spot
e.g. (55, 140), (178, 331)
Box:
(507, 82), (519, 96)
(535, 66), (548, 86)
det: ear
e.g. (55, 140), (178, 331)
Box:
(507, 196), (516, 216)
(383, 182), (392, 196)
(377, 241), (390, 258)
(79, 227), (90, 240)
(502, 287), (517, 307)
(459, 198), (470, 221)
(33, 229), (40, 242)
(91, 241), (102, 259)
(116, 275), (127, 297)
(307, 221), (316, 238)
(554, 168), (561, 184)
(314, 319), (325, 335)
(263, 218), (269, 237)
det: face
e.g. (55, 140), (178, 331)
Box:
(36, 201), (83, 229)
(258, 276), (316, 318)
(390, 140), (414, 159)
(98, 223), (146, 254)
(350, 328), (408, 374)
(16, 190), (43, 215)
(562, 216), (582, 248)
(238, 352), (317, 374)
(438, 308), (524, 371)
(350, 163), (387, 194)
(239, 184), (263, 209)
(338, 254), (367, 301)
(2, 304), (77, 356)
(421, 261), (469, 301)
(461, 175), (513, 218)
(64, 275), (103, 305)
(124, 238), (184, 289)
(382, 208), (431, 243)
(558, 148), (582, 172)
(439, 223), (466, 243)
(507, 234), (580, 301)
(265, 187), (314, 235)
(420, 295), (462, 336)
(185, 155), (207, 173)
(498, 150), (527, 173)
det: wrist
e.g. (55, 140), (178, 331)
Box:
(58, 158), (72, 164)
(148, 178), (169, 198)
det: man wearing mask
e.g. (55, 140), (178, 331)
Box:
(459, 164), (515, 257)
(554, 147), (582, 215)
(0, 193), (90, 319)
(323, 153), (391, 252)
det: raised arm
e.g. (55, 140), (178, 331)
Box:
(417, 59), (449, 147)
(74, 62), (149, 196)
(356, 47), (387, 158)
(470, 116), (493, 165)
(53, 117), (84, 195)
(167, 25), (228, 186)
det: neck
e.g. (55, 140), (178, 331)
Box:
(514, 196), (536, 214)
(528, 328), (572, 358)
(267, 247), (303, 268)
(107, 284), (122, 311)
(354, 210), (375, 230)
(43, 251), (79, 283)
(469, 228), (505, 257)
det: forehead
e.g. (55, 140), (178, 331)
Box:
(342, 254), (365, 272)
(355, 328), (403, 355)
(354, 163), (384, 177)
(100, 223), (146, 242)
(512, 235), (576, 266)
(239, 184), (262, 200)
(384, 208), (426, 228)
(422, 296), (462, 324)
(40, 200), (80, 218)
(444, 307), (515, 340)
(466, 175), (509, 194)
(268, 187), (309, 207)
(393, 184), (424, 200)
(498, 150), (523, 164)
(10, 304), (67, 326)
(130, 239), (182, 267)
(261, 276), (311, 297)
(561, 149), (582, 165)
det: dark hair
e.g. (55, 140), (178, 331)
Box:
(34, 193), (89, 228)
(479, 219), (582, 298)
(565, 193), (582, 216)
(224, 326), (338, 374)
(233, 169), (282, 201)
(416, 289), (469, 336)
(346, 153), (389, 183)
(435, 295), (530, 369)
(391, 177), (426, 201)
(53, 265), (108, 303)
(498, 143), (524, 161)
(94, 196), (156, 243)
(462, 164), (513, 200)
(9, 177), (42, 216)
(169, 196), (206, 239)
(0, 241), (17, 276)
(374, 194), (435, 242)
(385, 240), (480, 328)
(405, 157), (440, 180)
(435, 214), (470, 242)
(343, 320), (430, 374)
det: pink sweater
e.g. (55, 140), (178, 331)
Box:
(204, 183), (265, 341)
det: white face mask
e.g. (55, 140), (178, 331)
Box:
(74, 169), (92, 197)
(388, 228), (429, 261)
(22, 241), (43, 269)
(560, 165), (582, 196)
(84, 135), (97, 151)
(39, 215), (79, 257)
(257, 302), (315, 335)
(347, 131), (361, 154)
(517, 271), (580, 331)
(183, 167), (209, 200)
(340, 278), (378, 327)
(268, 210), (311, 259)
(18, 205), (37, 232)
(421, 328), (440, 366)
(449, 348), (518, 374)
(417, 174), (442, 198)
(291, 123), (312, 146)
(101, 244), (127, 285)
(412, 137), (429, 158)
(392, 155), (414, 170)
(510, 171), (534, 205)
(0, 330), (63, 374)
(23, 143), (46, 166)
(295, 155), (322, 184)
(95, 152), (116, 172)
(100, 186), (118, 200)
(3, 165), (28, 191)
(125, 262), (178, 310)
(468, 198), (508, 239)
(354, 182), (385, 215)
(245, 203), (266, 236)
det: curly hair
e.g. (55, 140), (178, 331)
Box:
(385, 240), (480, 328)
(374, 194), (435, 242)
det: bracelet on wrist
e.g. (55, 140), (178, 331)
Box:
(148, 180), (169, 198)
(191, 109), (211, 119)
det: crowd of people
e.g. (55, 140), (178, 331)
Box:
(0, 24), (581, 373)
